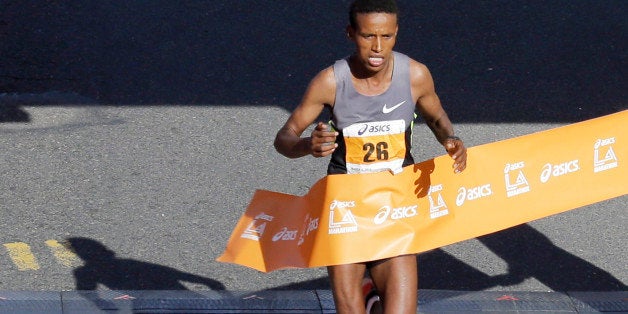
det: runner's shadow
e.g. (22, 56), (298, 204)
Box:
(67, 237), (225, 291)
(417, 249), (500, 291)
(417, 224), (626, 291)
(477, 223), (626, 291)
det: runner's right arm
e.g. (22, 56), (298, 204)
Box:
(274, 67), (338, 158)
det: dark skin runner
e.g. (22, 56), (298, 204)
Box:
(274, 11), (466, 314)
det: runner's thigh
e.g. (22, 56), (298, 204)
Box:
(369, 255), (417, 313)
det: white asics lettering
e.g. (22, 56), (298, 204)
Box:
(382, 101), (406, 114)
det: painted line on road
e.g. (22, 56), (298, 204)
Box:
(45, 240), (81, 267)
(3, 242), (40, 271)
(2, 240), (82, 271)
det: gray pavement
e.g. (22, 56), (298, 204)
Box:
(0, 105), (625, 313)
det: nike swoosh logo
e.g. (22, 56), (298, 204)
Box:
(382, 101), (406, 114)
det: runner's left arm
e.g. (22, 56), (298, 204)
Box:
(410, 60), (467, 173)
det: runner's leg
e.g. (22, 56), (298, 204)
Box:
(369, 254), (417, 314)
(327, 263), (367, 314)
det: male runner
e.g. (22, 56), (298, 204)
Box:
(274, 0), (467, 313)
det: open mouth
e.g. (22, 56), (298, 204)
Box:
(368, 57), (384, 67)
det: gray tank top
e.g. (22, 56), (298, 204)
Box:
(328, 51), (416, 175)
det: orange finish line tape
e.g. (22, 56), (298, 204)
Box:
(218, 111), (627, 272)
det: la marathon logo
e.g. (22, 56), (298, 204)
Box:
(328, 200), (358, 235)
(504, 162), (530, 197)
(241, 212), (274, 241)
(594, 137), (618, 173)
(428, 184), (449, 219)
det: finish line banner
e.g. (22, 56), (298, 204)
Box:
(217, 111), (627, 272)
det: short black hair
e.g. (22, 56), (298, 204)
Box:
(349, 0), (399, 28)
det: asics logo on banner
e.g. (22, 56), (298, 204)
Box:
(357, 123), (392, 136)
(328, 200), (358, 234)
(456, 184), (492, 206)
(594, 137), (618, 172)
(428, 184), (449, 219)
(272, 227), (298, 242)
(540, 160), (580, 183)
(373, 205), (418, 225)
(297, 214), (320, 246)
(504, 161), (530, 197)
(254, 213), (274, 221)
(329, 200), (356, 210)
(382, 101), (406, 114)
(241, 212), (274, 241)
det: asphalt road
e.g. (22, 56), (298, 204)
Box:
(0, 105), (625, 293)
(0, 1), (626, 293)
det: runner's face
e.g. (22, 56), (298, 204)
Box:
(348, 13), (398, 73)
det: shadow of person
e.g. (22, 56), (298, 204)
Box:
(477, 224), (626, 291)
(416, 248), (501, 291)
(68, 237), (225, 291)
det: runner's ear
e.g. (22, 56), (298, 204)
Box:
(346, 25), (354, 39)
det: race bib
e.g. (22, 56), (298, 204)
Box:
(343, 120), (407, 174)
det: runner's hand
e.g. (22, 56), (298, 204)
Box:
(310, 122), (338, 157)
(445, 137), (467, 173)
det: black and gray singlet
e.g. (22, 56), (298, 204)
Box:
(328, 51), (416, 175)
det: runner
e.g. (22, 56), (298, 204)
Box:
(274, 0), (467, 313)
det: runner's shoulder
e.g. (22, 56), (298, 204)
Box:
(313, 66), (336, 88)
(407, 58), (434, 87)
(304, 66), (336, 106)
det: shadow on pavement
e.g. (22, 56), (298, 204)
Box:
(1, 1), (625, 122)
(418, 224), (626, 291)
(67, 237), (226, 311)
(67, 237), (225, 291)
(476, 223), (626, 291)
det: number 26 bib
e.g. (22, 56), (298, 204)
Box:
(342, 119), (406, 174)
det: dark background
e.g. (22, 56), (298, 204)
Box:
(1, 0), (626, 122)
